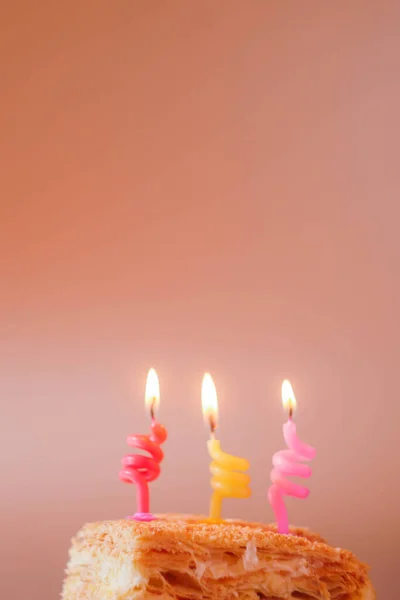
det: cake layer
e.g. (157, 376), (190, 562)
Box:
(62, 514), (375, 600)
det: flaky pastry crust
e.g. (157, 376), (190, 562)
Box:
(62, 514), (375, 600)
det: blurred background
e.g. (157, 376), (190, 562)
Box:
(1, 1), (399, 598)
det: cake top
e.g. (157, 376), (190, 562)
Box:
(79, 513), (328, 549)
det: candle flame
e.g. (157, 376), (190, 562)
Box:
(282, 379), (297, 416)
(201, 372), (218, 433)
(145, 368), (160, 418)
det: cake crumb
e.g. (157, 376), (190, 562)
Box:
(243, 538), (259, 570)
(195, 561), (207, 579)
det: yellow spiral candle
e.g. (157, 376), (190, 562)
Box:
(201, 373), (251, 522)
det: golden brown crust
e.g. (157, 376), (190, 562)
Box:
(155, 513), (328, 543)
(62, 514), (375, 600)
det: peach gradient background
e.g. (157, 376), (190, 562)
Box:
(1, 2), (399, 598)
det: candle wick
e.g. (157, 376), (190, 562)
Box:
(289, 406), (293, 420)
(150, 399), (156, 421)
(209, 414), (217, 438)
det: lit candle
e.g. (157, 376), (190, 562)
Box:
(119, 368), (167, 521)
(268, 380), (316, 534)
(201, 373), (251, 522)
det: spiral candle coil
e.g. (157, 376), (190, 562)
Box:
(268, 419), (315, 533)
(119, 421), (167, 519)
(208, 439), (251, 521)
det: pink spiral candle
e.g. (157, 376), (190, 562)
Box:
(119, 368), (167, 521)
(119, 421), (167, 520)
(268, 380), (316, 534)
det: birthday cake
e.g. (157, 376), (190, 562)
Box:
(62, 372), (375, 599)
(61, 514), (375, 599)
